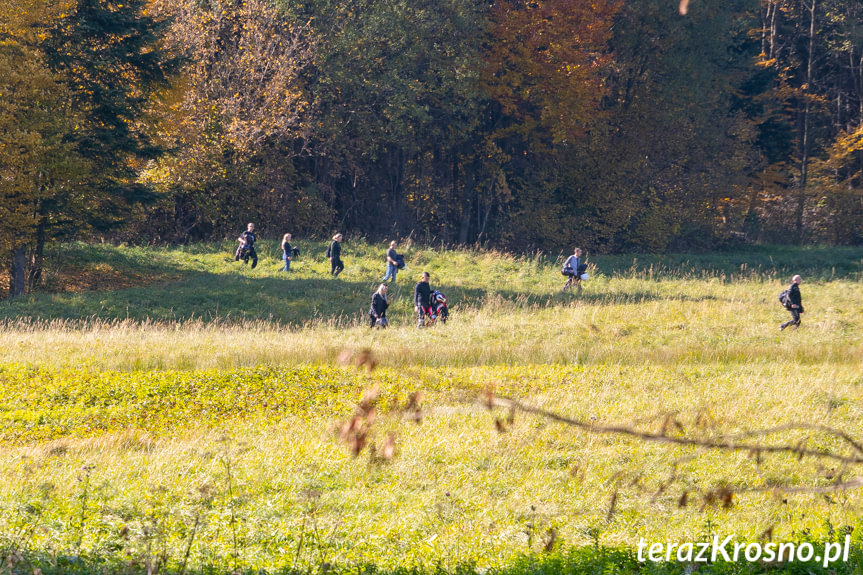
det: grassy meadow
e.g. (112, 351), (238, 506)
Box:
(1, 240), (863, 574)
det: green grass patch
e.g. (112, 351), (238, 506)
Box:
(1, 241), (862, 573)
(2, 241), (861, 326)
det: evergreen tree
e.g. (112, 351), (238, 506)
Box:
(10, 0), (180, 289)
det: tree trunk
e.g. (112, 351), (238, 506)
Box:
(10, 246), (27, 298)
(476, 181), (495, 244)
(760, 0), (777, 60)
(458, 200), (472, 245)
(795, 0), (817, 243)
(743, 180), (765, 241)
(458, 158), (477, 244)
(28, 218), (46, 291)
(389, 147), (404, 232)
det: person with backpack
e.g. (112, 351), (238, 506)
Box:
(561, 247), (585, 292)
(414, 271), (432, 328)
(369, 283), (389, 328)
(235, 222), (258, 269)
(779, 275), (805, 331)
(280, 233), (293, 271)
(327, 233), (344, 277)
(382, 240), (403, 283)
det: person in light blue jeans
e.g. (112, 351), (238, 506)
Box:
(382, 240), (400, 283)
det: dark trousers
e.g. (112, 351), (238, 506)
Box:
(236, 246), (258, 268)
(780, 308), (801, 330)
(331, 258), (344, 276)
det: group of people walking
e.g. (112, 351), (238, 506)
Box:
(369, 272), (449, 329)
(235, 223), (807, 332)
(237, 225), (340, 276)
(329, 234), (401, 282)
(235, 224), (446, 329)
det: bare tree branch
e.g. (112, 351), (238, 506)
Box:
(486, 394), (863, 467)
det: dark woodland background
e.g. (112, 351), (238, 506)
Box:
(2, 0), (863, 295)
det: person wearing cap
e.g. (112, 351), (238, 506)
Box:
(780, 274), (805, 331)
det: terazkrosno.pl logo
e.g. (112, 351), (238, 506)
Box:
(637, 535), (852, 568)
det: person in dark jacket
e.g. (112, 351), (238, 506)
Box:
(414, 271), (432, 328)
(235, 222), (258, 268)
(328, 233), (344, 277)
(369, 283), (389, 328)
(780, 275), (804, 331)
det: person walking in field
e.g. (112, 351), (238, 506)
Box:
(281, 233), (293, 271)
(562, 247), (585, 292)
(382, 240), (402, 283)
(369, 283), (389, 328)
(235, 222), (258, 268)
(414, 271), (432, 328)
(779, 274), (805, 331)
(327, 233), (344, 277)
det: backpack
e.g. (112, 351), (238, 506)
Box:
(394, 254), (406, 269)
(292, 246), (300, 258)
(562, 262), (586, 277)
(325, 243), (332, 258)
(778, 288), (790, 307)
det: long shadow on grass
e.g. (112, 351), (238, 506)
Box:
(2, 243), (859, 325)
(1, 265), (522, 325)
(441, 286), (723, 313)
(13, 544), (862, 575)
(0, 241), (510, 324)
(0, 271), (727, 326)
(556, 290), (720, 306)
(0, 272), (384, 325)
(590, 245), (863, 281)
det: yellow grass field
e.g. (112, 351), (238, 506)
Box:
(1, 242), (861, 573)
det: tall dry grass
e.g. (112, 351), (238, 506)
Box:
(0, 242), (861, 572)
(0, 273), (859, 370)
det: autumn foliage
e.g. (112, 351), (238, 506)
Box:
(482, 0), (620, 144)
(3, 0), (863, 295)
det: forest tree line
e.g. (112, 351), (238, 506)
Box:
(2, 0), (862, 295)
